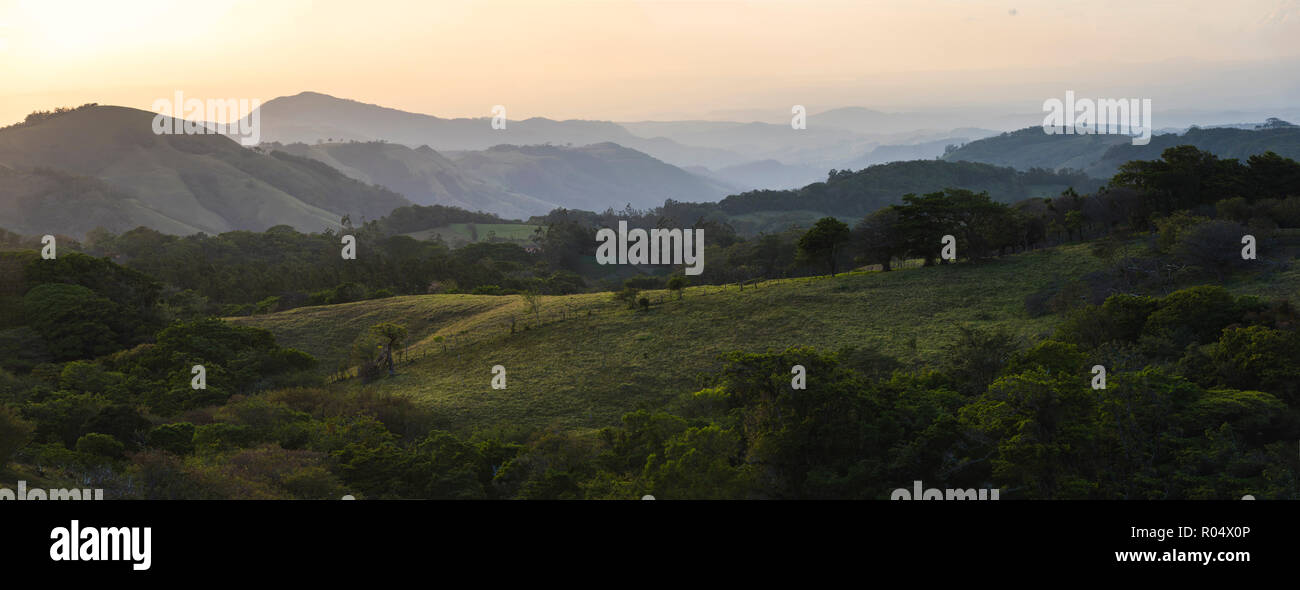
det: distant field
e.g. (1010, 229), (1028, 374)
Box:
(402, 223), (540, 246)
(237, 241), (1300, 434)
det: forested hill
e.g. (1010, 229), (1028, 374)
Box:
(944, 122), (1300, 178)
(711, 159), (1102, 219)
(0, 105), (411, 236)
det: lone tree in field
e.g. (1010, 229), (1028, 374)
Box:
(798, 217), (851, 276)
(353, 322), (408, 380)
(520, 289), (543, 325)
(667, 274), (688, 299)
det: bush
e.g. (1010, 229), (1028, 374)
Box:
(148, 422), (197, 455)
(0, 405), (34, 467)
(667, 275), (688, 299)
(614, 286), (640, 309)
(1172, 219), (1251, 279)
(75, 432), (125, 459)
(1141, 286), (1240, 354)
(194, 423), (255, 453)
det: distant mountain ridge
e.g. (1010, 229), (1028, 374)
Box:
(273, 139), (734, 218)
(944, 123), (1300, 177)
(0, 105), (410, 236)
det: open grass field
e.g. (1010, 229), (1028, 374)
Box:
(236, 241), (1299, 435)
(238, 243), (1120, 433)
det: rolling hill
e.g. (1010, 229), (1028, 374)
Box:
(234, 239), (1300, 434)
(446, 142), (734, 212)
(271, 141), (556, 219)
(0, 105), (411, 236)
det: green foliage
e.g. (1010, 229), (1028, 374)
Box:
(147, 423), (196, 455)
(1141, 286), (1241, 356)
(797, 217), (852, 276)
(75, 432), (125, 459)
(665, 274), (688, 298)
(0, 405), (34, 467)
(23, 283), (119, 361)
(1208, 326), (1300, 405)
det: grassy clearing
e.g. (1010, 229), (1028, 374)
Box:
(240, 243), (1113, 433)
(238, 241), (1296, 434)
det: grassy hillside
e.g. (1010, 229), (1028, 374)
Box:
(237, 240), (1300, 435)
(239, 243), (1103, 430)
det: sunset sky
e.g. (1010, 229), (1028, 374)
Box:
(2, 0), (1298, 125)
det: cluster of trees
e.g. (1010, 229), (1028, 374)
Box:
(787, 147), (1300, 277)
(77, 223), (585, 316)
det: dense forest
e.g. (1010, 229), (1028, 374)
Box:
(0, 145), (1297, 499)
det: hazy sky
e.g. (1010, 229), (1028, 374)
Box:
(2, 0), (1298, 125)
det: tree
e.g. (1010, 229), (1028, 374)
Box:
(666, 275), (688, 299)
(23, 283), (119, 361)
(852, 207), (905, 271)
(1172, 219), (1251, 280)
(0, 405), (34, 468)
(368, 323), (408, 377)
(797, 217), (851, 276)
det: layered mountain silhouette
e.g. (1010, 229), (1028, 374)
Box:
(270, 141), (555, 219)
(944, 123), (1300, 176)
(251, 92), (1005, 183)
(0, 105), (410, 236)
(274, 139), (734, 218)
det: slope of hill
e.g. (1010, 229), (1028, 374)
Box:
(271, 141), (556, 219)
(0, 166), (205, 236)
(447, 143), (734, 211)
(945, 124), (1300, 177)
(235, 243), (1102, 431)
(234, 240), (1300, 434)
(0, 105), (410, 235)
(709, 159), (825, 191)
(941, 126), (1131, 173)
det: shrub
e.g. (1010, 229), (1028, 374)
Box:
(0, 405), (34, 467)
(75, 432), (125, 459)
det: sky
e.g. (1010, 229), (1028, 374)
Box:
(1, 0), (1299, 126)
